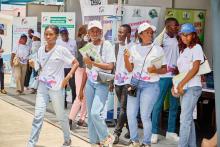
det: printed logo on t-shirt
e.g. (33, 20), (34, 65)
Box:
(115, 72), (129, 84)
(133, 72), (151, 81)
(39, 76), (57, 88)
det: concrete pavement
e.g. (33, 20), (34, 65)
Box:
(0, 96), (90, 147)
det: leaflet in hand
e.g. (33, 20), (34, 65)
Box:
(79, 43), (102, 63)
(151, 55), (164, 69)
(172, 72), (187, 93)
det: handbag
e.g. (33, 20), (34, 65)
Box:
(127, 45), (154, 97)
(197, 55), (211, 75)
(96, 42), (115, 84)
(13, 56), (20, 66)
(13, 45), (20, 66)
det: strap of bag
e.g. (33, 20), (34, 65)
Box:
(134, 45), (154, 87)
(38, 46), (56, 71)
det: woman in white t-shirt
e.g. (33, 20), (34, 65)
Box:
(27, 25), (79, 147)
(83, 20), (116, 146)
(171, 23), (204, 147)
(124, 22), (167, 147)
(11, 34), (30, 94)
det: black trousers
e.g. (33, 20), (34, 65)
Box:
(64, 68), (76, 108)
(24, 64), (32, 87)
(114, 84), (129, 136)
(0, 58), (4, 89)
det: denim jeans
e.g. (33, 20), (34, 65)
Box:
(152, 78), (179, 134)
(85, 80), (109, 144)
(127, 78), (160, 145)
(114, 84), (129, 136)
(178, 86), (202, 147)
(28, 82), (70, 147)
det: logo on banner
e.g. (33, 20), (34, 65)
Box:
(90, 0), (101, 5)
(99, 6), (105, 13)
(132, 9), (141, 17)
(21, 18), (28, 25)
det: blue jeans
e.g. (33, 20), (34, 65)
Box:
(28, 82), (70, 147)
(152, 78), (179, 134)
(178, 86), (202, 147)
(85, 80), (109, 144)
(127, 78), (160, 145)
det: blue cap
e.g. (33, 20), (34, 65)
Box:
(179, 23), (196, 34)
(59, 27), (68, 33)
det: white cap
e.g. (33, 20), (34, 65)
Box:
(88, 20), (102, 30)
(31, 32), (41, 39)
(138, 22), (156, 34)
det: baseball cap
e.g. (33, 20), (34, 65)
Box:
(59, 27), (68, 33)
(179, 23), (196, 34)
(31, 32), (41, 39)
(138, 22), (156, 34)
(88, 20), (102, 30)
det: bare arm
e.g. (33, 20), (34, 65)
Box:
(148, 65), (167, 74)
(11, 53), (15, 67)
(124, 49), (134, 72)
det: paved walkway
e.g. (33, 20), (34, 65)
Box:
(0, 97), (90, 147)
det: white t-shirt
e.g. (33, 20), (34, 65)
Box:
(177, 44), (204, 88)
(57, 38), (77, 68)
(130, 44), (166, 82)
(37, 45), (75, 90)
(159, 33), (179, 78)
(87, 40), (116, 83)
(114, 42), (134, 85)
(12, 44), (30, 64)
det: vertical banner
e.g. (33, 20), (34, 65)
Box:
(83, 5), (121, 43)
(13, 17), (38, 50)
(165, 8), (206, 43)
(0, 14), (13, 74)
(122, 6), (161, 41)
(41, 12), (75, 44)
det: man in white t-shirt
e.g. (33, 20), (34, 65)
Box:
(112, 24), (133, 144)
(57, 27), (77, 108)
(151, 18), (180, 143)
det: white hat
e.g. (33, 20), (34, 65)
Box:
(31, 32), (41, 39)
(138, 22), (156, 34)
(88, 20), (102, 30)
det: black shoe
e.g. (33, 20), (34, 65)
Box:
(113, 134), (119, 144)
(69, 119), (72, 130)
(124, 131), (130, 139)
(105, 120), (115, 127)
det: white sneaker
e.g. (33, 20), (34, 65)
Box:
(128, 141), (140, 147)
(166, 132), (179, 142)
(151, 134), (159, 144)
(101, 134), (115, 147)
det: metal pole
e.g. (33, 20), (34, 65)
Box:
(0, 0), (1, 11)
(211, 0), (220, 145)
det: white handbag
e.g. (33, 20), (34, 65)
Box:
(197, 55), (211, 75)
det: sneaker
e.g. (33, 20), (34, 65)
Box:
(70, 121), (78, 130)
(124, 131), (130, 139)
(128, 141), (140, 147)
(77, 120), (88, 128)
(113, 133), (119, 144)
(62, 139), (71, 147)
(151, 134), (159, 144)
(0, 89), (7, 94)
(101, 134), (115, 147)
(166, 132), (179, 142)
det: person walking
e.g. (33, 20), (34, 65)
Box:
(83, 20), (116, 146)
(172, 23), (204, 147)
(0, 35), (7, 94)
(124, 22), (167, 147)
(27, 25), (79, 147)
(11, 34), (30, 95)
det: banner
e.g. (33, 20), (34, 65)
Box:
(13, 17), (38, 50)
(165, 8), (206, 42)
(41, 12), (75, 43)
(122, 6), (161, 41)
(83, 5), (120, 42)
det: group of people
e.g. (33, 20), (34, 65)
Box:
(9, 17), (214, 147)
